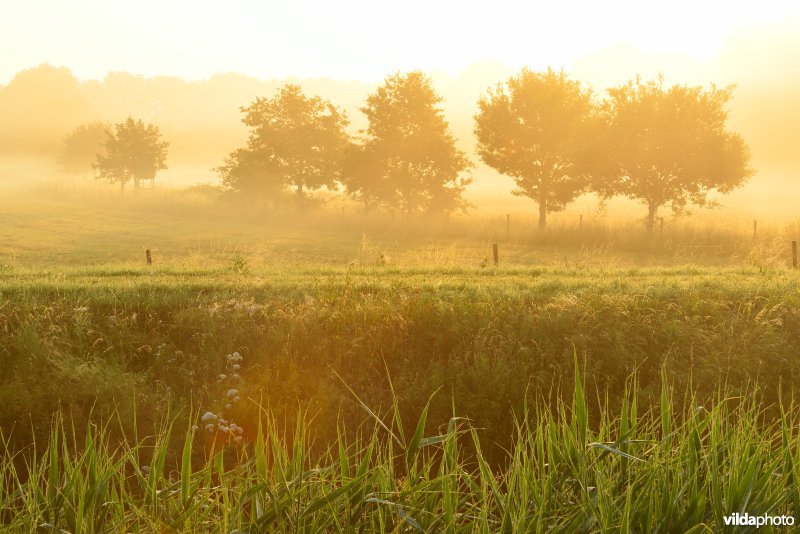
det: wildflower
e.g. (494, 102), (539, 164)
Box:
(234, 436), (243, 444)
(232, 364), (240, 370)
(205, 424), (215, 432)
(191, 425), (198, 431)
(218, 374), (227, 381)
(227, 388), (238, 398)
(225, 403), (232, 410)
(234, 396), (240, 403)
(218, 425), (229, 433)
(201, 411), (218, 422)
(235, 426), (243, 435)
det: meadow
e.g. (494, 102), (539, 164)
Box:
(3, 189), (800, 531)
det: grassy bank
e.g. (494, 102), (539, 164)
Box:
(2, 264), (799, 462)
(3, 367), (800, 532)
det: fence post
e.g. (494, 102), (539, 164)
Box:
(145, 249), (152, 265)
(493, 243), (499, 266)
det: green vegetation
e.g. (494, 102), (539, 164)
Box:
(3, 196), (800, 530)
(5, 364), (800, 531)
(3, 260), (800, 456)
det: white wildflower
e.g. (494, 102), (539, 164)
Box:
(201, 412), (217, 422)
(225, 403), (232, 410)
(191, 425), (199, 431)
(205, 424), (215, 432)
(218, 425), (229, 433)
(227, 389), (238, 398)
(234, 436), (243, 444)
(218, 374), (227, 381)
(232, 364), (240, 370)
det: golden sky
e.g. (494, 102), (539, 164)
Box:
(2, 0), (799, 83)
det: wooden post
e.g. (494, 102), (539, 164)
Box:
(793, 241), (797, 269)
(506, 214), (510, 241)
(145, 249), (152, 265)
(753, 220), (757, 240)
(492, 243), (499, 266)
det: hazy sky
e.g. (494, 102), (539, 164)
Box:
(2, 0), (799, 83)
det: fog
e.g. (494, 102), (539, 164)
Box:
(1, 17), (798, 218)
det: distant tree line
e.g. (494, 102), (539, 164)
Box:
(61, 68), (753, 230)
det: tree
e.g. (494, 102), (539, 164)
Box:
(343, 71), (472, 215)
(0, 64), (90, 155)
(95, 117), (168, 194)
(58, 122), (111, 176)
(475, 68), (598, 229)
(601, 77), (753, 231)
(217, 84), (350, 204)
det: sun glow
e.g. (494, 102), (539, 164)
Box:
(2, 0), (798, 83)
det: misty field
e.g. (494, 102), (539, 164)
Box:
(2, 194), (800, 531)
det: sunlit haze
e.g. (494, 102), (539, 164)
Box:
(2, 0), (799, 83)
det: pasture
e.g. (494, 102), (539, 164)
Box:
(2, 192), (800, 531)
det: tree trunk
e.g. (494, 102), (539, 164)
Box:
(645, 203), (658, 233)
(538, 195), (547, 230)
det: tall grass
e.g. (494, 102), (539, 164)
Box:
(3, 364), (800, 532)
(2, 264), (800, 466)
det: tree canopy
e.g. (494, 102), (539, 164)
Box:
(475, 69), (598, 228)
(58, 121), (111, 176)
(344, 71), (472, 215)
(95, 117), (168, 193)
(217, 84), (350, 204)
(475, 68), (598, 229)
(601, 77), (753, 231)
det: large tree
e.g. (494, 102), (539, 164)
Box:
(475, 68), (598, 229)
(58, 121), (111, 176)
(344, 71), (472, 215)
(602, 77), (753, 231)
(95, 117), (168, 194)
(217, 84), (350, 204)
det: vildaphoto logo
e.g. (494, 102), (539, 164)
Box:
(723, 512), (795, 528)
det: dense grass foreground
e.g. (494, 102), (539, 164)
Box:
(4, 367), (800, 532)
(2, 264), (800, 463)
